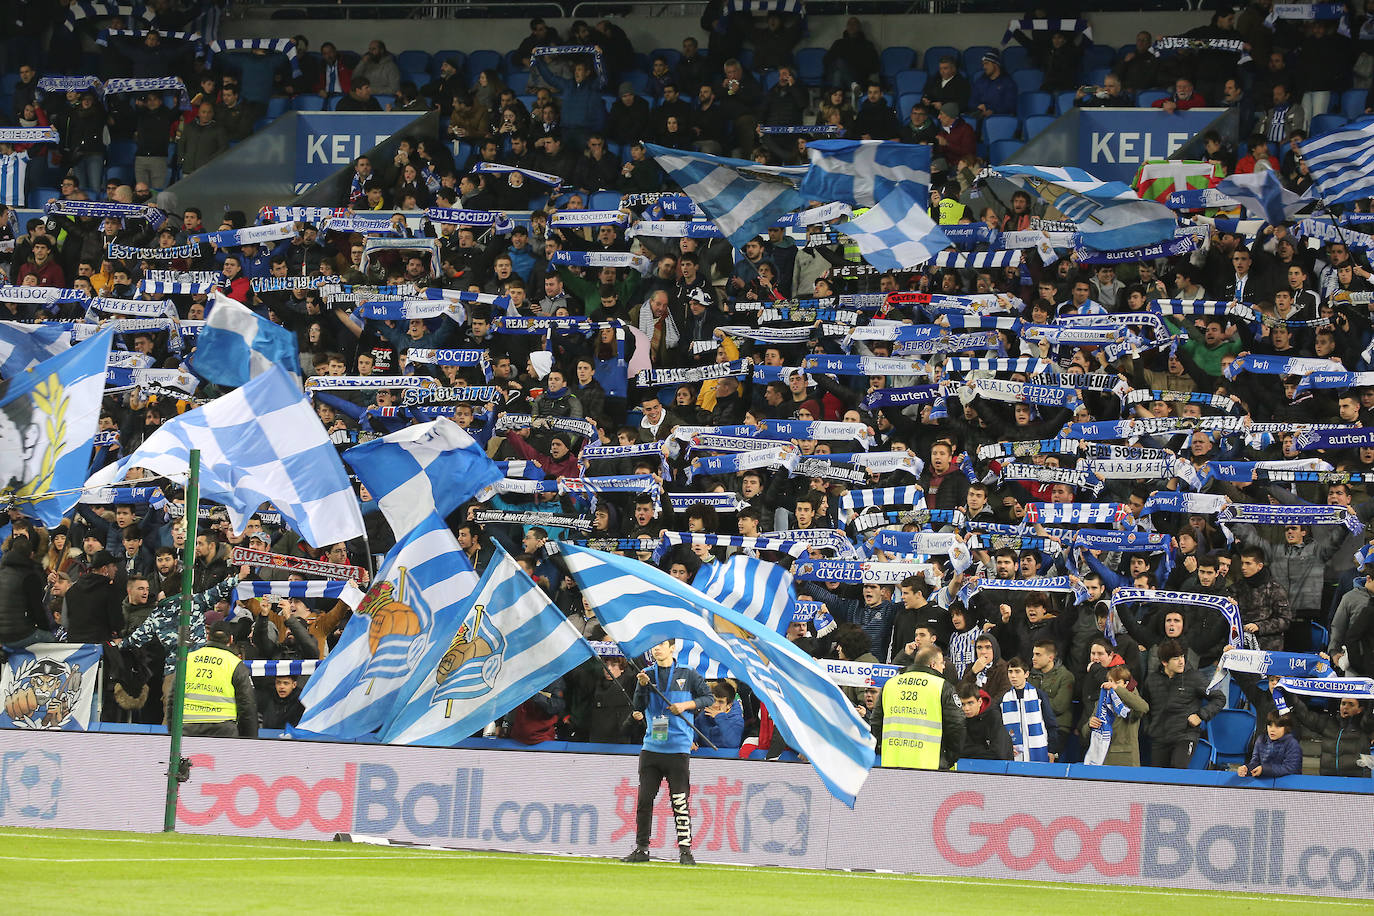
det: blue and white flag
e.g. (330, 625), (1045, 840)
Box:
(678, 554), (799, 677)
(380, 542), (594, 745)
(86, 364), (364, 545)
(295, 514), (477, 737)
(834, 186), (951, 271)
(644, 143), (806, 248)
(987, 165), (1178, 249)
(0, 322), (72, 379)
(0, 329), (112, 525)
(342, 417), (501, 540)
(1215, 170), (1309, 225)
(1302, 116), (1374, 206)
(561, 544), (875, 804)
(0, 643), (103, 730)
(800, 139), (930, 208)
(188, 292), (301, 387)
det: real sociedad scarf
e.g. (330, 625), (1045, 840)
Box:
(656, 531), (810, 561)
(897, 331), (1001, 356)
(0, 126), (59, 143)
(355, 299), (452, 321)
(790, 600), (838, 636)
(47, 198), (165, 227)
(637, 358), (753, 386)
(398, 386), (499, 405)
(1223, 353), (1338, 381)
(793, 558), (938, 585)
(208, 38), (301, 76)
(1141, 491), (1229, 516)
(1065, 416), (1245, 441)
(760, 307), (858, 324)
(1083, 443), (1170, 460)
(828, 452), (923, 477)
(1215, 650), (1337, 694)
(75, 316), (181, 352)
(1204, 459), (1331, 484)
(422, 207), (509, 228)
(495, 413), (596, 440)
(690, 434), (774, 452)
(718, 324), (814, 344)
(628, 219), (723, 239)
(999, 463), (1094, 489)
(761, 419), (872, 445)
(1075, 233), (1198, 264)
(402, 348), (489, 370)
(108, 241), (199, 260)
(1023, 324), (1124, 346)
(1293, 427), (1374, 451)
(550, 249), (652, 276)
(943, 356), (1054, 376)
(139, 279), (214, 296)
(580, 440), (667, 462)
(1070, 528), (1170, 552)
(1056, 373), (1132, 398)
(101, 76), (189, 105)
(802, 354), (927, 376)
(688, 445), (800, 480)
(86, 296), (176, 318)
(1084, 457), (1200, 489)
(839, 485), (923, 519)
(1124, 389), (1238, 413)
(795, 457), (868, 485)
(1002, 685), (1051, 762)
(0, 286), (89, 303)
(471, 509), (594, 531)
(471, 161), (563, 188)
(306, 375), (433, 390)
(871, 530), (973, 572)
(959, 576), (1091, 605)
(564, 538), (659, 554)
(978, 437), (1082, 460)
(36, 76), (100, 95)
(251, 275), (337, 292)
(1024, 502), (1131, 526)
(667, 492), (751, 512)
(1278, 676), (1374, 701)
(1217, 501), (1363, 533)
(320, 215), (397, 235)
(549, 209), (627, 227)
(1296, 370), (1374, 393)
(529, 44), (606, 83)
(1111, 587), (1243, 648)
(1086, 685), (1130, 764)
(968, 377), (1082, 410)
(1258, 468), (1374, 484)
(261, 206), (343, 224)
(187, 221), (298, 249)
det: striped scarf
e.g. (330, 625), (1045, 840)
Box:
(1001, 685), (1050, 762)
(948, 625), (982, 679)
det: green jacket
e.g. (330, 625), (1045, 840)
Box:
(1029, 662), (1075, 733)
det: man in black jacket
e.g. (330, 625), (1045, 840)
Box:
(133, 92), (179, 190)
(957, 683), (1012, 760)
(1286, 692), (1374, 777)
(62, 550), (124, 644)
(0, 535), (49, 648)
(1143, 639), (1225, 767)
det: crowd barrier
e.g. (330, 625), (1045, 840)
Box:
(1, 729), (1370, 897)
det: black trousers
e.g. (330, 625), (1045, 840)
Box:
(1152, 738), (1195, 769)
(635, 750), (692, 849)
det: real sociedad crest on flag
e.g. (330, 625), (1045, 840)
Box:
(356, 569), (432, 679)
(432, 602), (508, 703)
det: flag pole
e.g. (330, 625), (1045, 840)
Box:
(163, 448), (201, 832)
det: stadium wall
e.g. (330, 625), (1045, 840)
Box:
(221, 12), (1208, 59)
(2, 729), (1371, 897)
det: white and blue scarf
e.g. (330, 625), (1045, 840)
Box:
(667, 492), (751, 512)
(107, 241), (200, 260)
(793, 558), (938, 585)
(959, 576), (1090, 606)
(977, 437), (1082, 460)
(550, 249), (652, 276)
(1111, 587), (1243, 650)
(47, 198), (166, 227)
(1084, 684), (1130, 765)
(188, 220), (298, 249)
(1023, 502), (1131, 526)
(637, 358), (753, 387)
(529, 44), (606, 84)
(688, 445), (800, 481)
(655, 531), (810, 562)
(802, 354), (928, 377)
(968, 377), (1082, 410)
(207, 38), (301, 76)
(470, 161), (563, 188)
(1001, 685), (1050, 762)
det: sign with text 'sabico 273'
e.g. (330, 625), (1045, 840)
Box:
(294, 112), (424, 186)
(1077, 108), (1221, 184)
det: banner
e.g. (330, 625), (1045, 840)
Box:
(1076, 108), (1228, 184)
(229, 546), (368, 583)
(294, 112), (426, 187)
(0, 643), (102, 731)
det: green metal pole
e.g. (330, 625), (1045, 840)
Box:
(163, 449), (201, 832)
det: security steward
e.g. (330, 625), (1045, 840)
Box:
(872, 645), (964, 769)
(182, 621), (258, 737)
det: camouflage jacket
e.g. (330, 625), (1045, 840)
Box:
(126, 578), (238, 675)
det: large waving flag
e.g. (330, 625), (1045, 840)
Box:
(1215, 170), (1310, 225)
(561, 544), (875, 805)
(986, 164), (1178, 249)
(0, 321), (72, 380)
(800, 139), (930, 208)
(835, 186), (951, 272)
(1302, 115), (1374, 205)
(342, 417), (502, 540)
(189, 291), (302, 387)
(644, 143), (806, 247)
(295, 514), (477, 737)
(1, 328), (111, 526)
(380, 542), (595, 745)
(1133, 159), (1221, 204)
(681, 554), (797, 677)
(86, 363), (364, 546)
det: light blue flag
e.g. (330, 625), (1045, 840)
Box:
(0, 322), (72, 380)
(1216, 170), (1309, 225)
(85, 364), (365, 545)
(294, 514), (478, 738)
(0, 328), (112, 526)
(380, 542), (595, 745)
(680, 553), (798, 678)
(835, 186), (951, 271)
(1302, 115), (1374, 205)
(560, 544), (875, 805)
(342, 417), (503, 540)
(644, 143), (807, 248)
(189, 291), (302, 387)
(800, 139), (931, 208)
(988, 164), (1178, 249)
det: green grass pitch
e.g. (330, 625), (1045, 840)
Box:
(1, 827), (1362, 915)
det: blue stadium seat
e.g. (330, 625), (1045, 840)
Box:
(962, 45), (996, 77)
(896, 93), (922, 118)
(983, 114), (1018, 143)
(466, 49), (503, 83)
(266, 96), (289, 118)
(880, 46), (917, 82)
(1189, 739), (1217, 769)
(1081, 43), (1116, 72)
(1085, 67), (1110, 88)
(1137, 89), (1168, 108)
(27, 187), (61, 209)
(589, 190), (622, 209)
(623, 71), (650, 94)
(1000, 45), (1031, 72)
(1310, 113), (1347, 137)
(339, 50), (361, 69)
(893, 69), (926, 97)
(504, 50), (523, 75)
(516, 94), (536, 112)
(1022, 114), (1055, 139)
(1311, 621), (1331, 653)
(293, 95), (325, 111)
(431, 50), (465, 76)
(990, 138), (1021, 165)
(1011, 69), (1043, 93)
(1206, 708), (1256, 766)
(1016, 91), (1052, 121)
(0, 73), (21, 96)
(796, 46), (825, 86)
(924, 45), (958, 75)
(1054, 90), (1077, 114)
(650, 48), (682, 69)
(104, 164), (133, 184)
(403, 70), (429, 91)
(1341, 88), (1367, 121)
(737, 49), (754, 71)
(761, 70), (779, 90)
(506, 71), (529, 94)
(397, 50), (430, 74)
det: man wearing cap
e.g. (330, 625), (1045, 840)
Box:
(968, 50), (1016, 119)
(181, 621), (258, 737)
(606, 82), (651, 146)
(935, 105), (976, 176)
(63, 550), (125, 644)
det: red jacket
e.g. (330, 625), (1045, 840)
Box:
(314, 62), (352, 96)
(507, 431), (581, 478)
(16, 258), (65, 287)
(1151, 92), (1208, 111)
(939, 118), (977, 166)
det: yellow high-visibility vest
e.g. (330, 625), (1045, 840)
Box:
(880, 669), (945, 769)
(937, 197), (967, 225)
(182, 646), (239, 723)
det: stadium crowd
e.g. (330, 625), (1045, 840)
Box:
(0, 0), (1372, 775)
